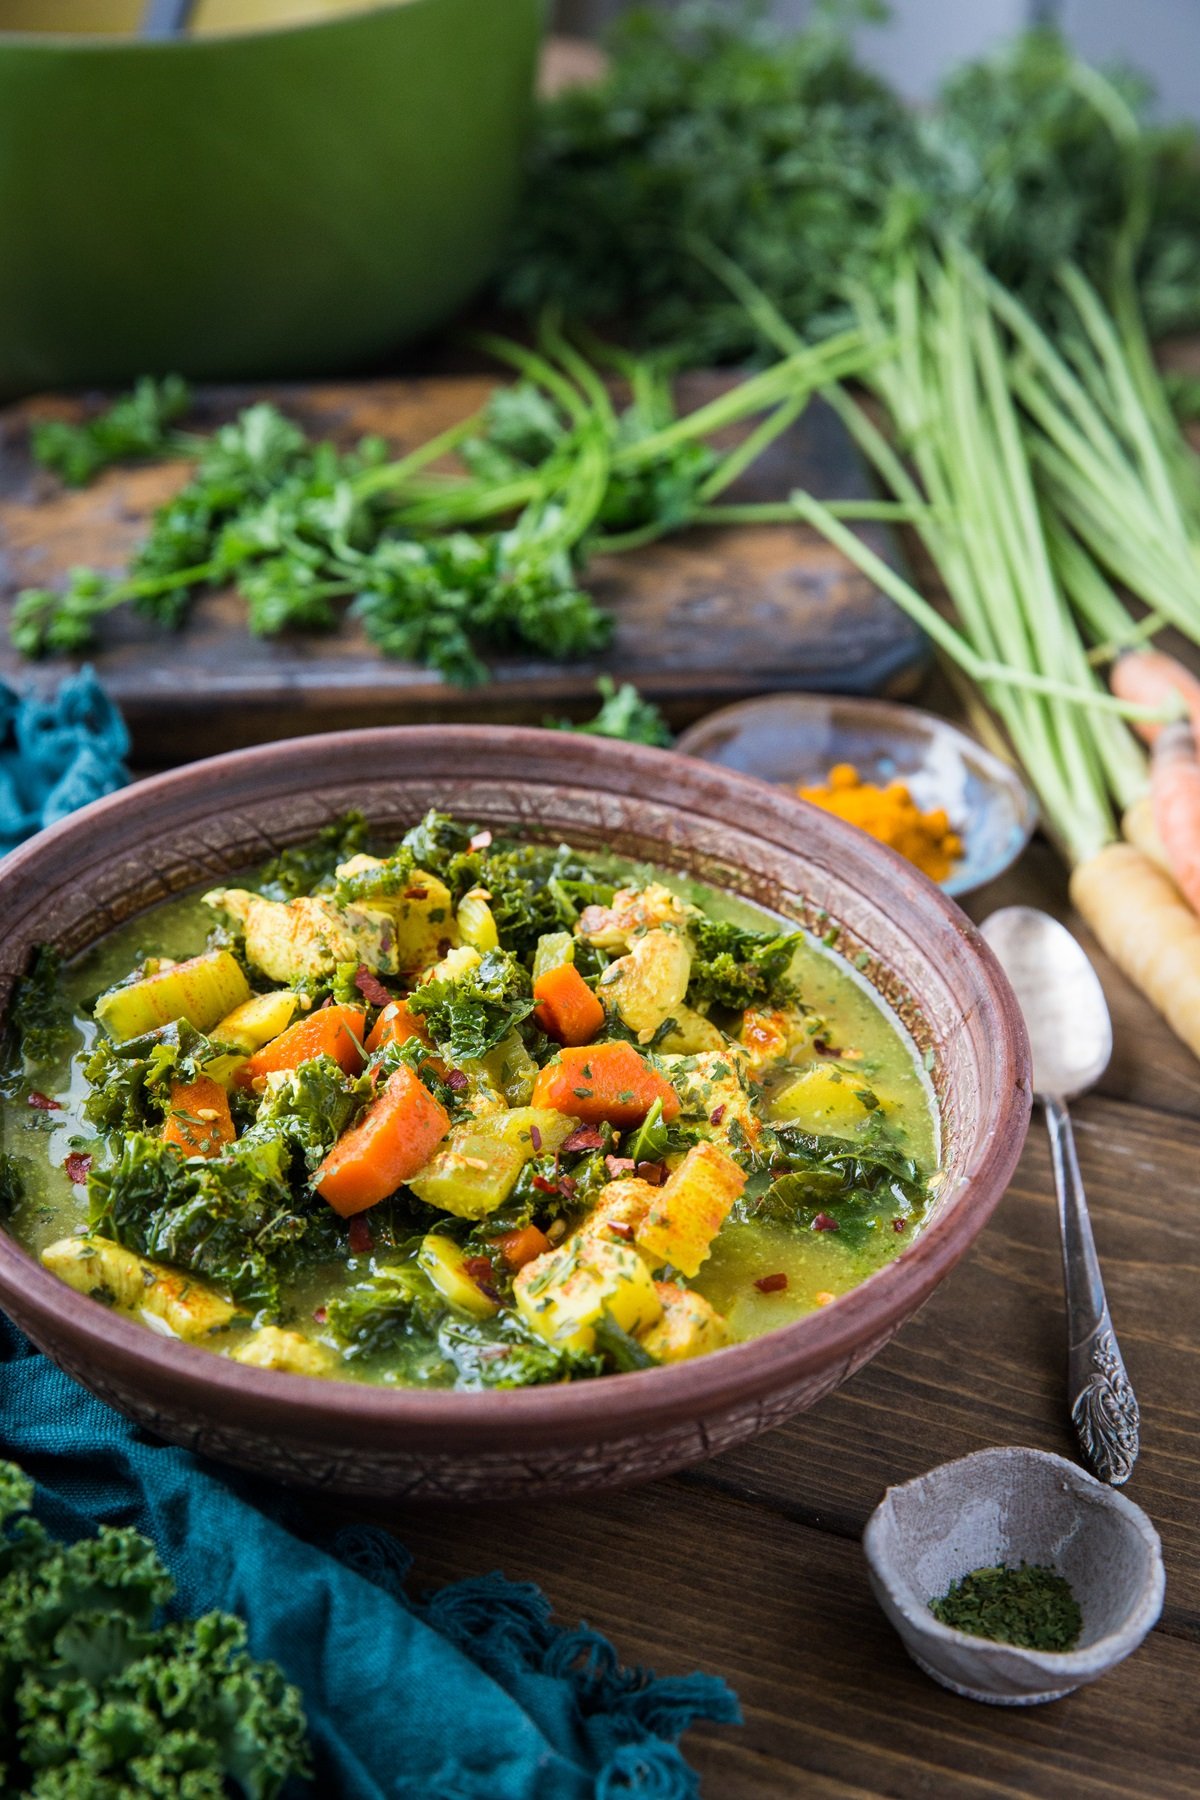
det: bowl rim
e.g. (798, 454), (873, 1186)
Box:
(0, 0), (472, 53)
(863, 1446), (1167, 1677)
(0, 724), (1031, 1447)
(674, 690), (1039, 897)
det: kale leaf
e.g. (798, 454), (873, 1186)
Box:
(437, 1314), (601, 1390)
(686, 916), (802, 1010)
(325, 1260), (443, 1360)
(31, 375), (192, 487)
(255, 811), (370, 900)
(736, 1126), (928, 1245)
(406, 948), (535, 1061)
(81, 1020), (214, 1135)
(242, 1054), (366, 1174)
(546, 676), (673, 748)
(87, 1134), (313, 1316)
(0, 1458), (309, 1800)
(8, 945), (74, 1070)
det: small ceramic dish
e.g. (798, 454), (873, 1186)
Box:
(863, 1448), (1165, 1705)
(675, 693), (1037, 897)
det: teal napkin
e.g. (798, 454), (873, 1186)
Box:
(0, 668), (129, 855)
(0, 1320), (738, 1798)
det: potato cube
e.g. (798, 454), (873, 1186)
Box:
(212, 989), (298, 1053)
(769, 1065), (878, 1136)
(514, 1236), (663, 1353)
(635, 1141), (745, 1278)
(639, 1282), (731, 1363)
(417, 1234), (499, 1318)
(337, 857), (457, 971)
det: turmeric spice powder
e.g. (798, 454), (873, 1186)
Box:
(797, 763), (964, 882)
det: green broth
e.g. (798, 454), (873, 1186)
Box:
(2, 840), (939, 1386)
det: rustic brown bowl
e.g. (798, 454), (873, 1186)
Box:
(0, 727), (1031, 1502)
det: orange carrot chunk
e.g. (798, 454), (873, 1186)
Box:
(533, 963), (606, 1046)
(235, 1003), (366, 1089)
(314, 1064), (451, 1217)
(161, 1074), (235, 1159)
(531, 1042), (680, 1129)
(495, 1224), (552, 1271)
(365, 998), (431, 1056)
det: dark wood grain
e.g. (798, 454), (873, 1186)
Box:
(0, 377), (927, 762)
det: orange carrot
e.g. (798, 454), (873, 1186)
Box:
(532, 1042), (680, 1128)
(533, 963), (606, 1046)
(1110, 648), (1200, 745)
(366, 998), (431, 1056)
(494, 1224), (551, 1271)
(1151, 723), (1200, 913)
(314, 1064), (451, 1217)
(235, 1003), (365, 1089)
(161, 1074), (235, 1159)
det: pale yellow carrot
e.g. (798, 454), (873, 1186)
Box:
(1071, 843), (1200, 1059)
(1121, 793), (1171, 875)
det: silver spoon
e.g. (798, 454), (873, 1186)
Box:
(981, 906), (1139, 1486)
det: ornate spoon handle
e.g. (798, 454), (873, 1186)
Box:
(1044, 1095), (1139, 1485)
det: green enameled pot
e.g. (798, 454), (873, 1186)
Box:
(0, 0), (545, 397)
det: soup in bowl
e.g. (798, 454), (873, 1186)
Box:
(0, 728), (1029, 1499)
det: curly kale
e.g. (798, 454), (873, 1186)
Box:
(685, 916), (802, 1011)
(437, 1314), (602, 1389)
(31, 375), (192, 487)
(242, 1054), (366, 1175)
(325, 1260), (443, 1360)
(0, 1460), (309, 1800)
(736, 1125), (929, 1246)
(0, 1154), (25, 1220)
(406, 948), (535, 1061)
(86, 1134), (313, 1316)
(546, 677), (673, 748)
(81, 1020), (214, 1135)
(255, 811), (371, 901)
(8, 946), (74, 1070)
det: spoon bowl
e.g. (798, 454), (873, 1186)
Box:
(979, 908), (1112, 1100)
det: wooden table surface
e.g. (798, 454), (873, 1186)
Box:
(336, 828), (1198, 1798)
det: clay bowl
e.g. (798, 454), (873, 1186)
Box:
(0, 727), (1031, 1502)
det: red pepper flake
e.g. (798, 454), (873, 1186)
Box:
(469, 830), (493, 852)
(318, 995), (334, 1010)
(437, 938), (452, 959)
(347, 1216), (373, 1255)
(354, 965), (392, 1007)
(464, 1255), (494, 1283)
(812, 1212), (840, 1232)
(446, 1069), (468, 1092)
(532, 1173), (560, 1196)
(557, 1174), (578, 1201)
(608, 1221), (635, 1241)
(893, 1216), (908, 1233)
(313, 1306), (328, 1325)
(755, 1272), (788, 1294)
(529, 1125), (542, 1152)
(562, 1125), (605, 1154)
(605, 1155), (637, 1179)
(404, 886), (429, 901)
(813, 1038), (843, 1059)
(27, 1091), (60, 1112)
(637, 1161), (667, 1186)
(64, 1152), (92, 1184)
(709, 1104), (726, 1126)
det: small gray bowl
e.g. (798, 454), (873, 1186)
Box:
(863, 1448), (1165, 1705)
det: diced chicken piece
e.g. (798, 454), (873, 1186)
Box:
(513, 1236), (662, 1353)
(335, 857), (457, 972)
(635, 1141), (745, 1278)
(658, 1047), (762, 1152)
(640, 1282), (731, 1363)
(656, 1006), (726, 1055)
(576, 883), (696, 952)
(230, 1327), (339, 1377)
(204, 889), (400, 986)
(42, 1237), (238, 1340)
(576, 1177), (659, 1250)
(739, 1006), (809, 1083)
(598, 928), (692, 1044)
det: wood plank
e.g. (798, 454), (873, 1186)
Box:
(0, 377), (928, 762)
(374, 1483), (1199, 1800)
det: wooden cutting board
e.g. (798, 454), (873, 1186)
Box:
(0, 373), (927, 763)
